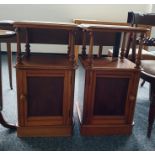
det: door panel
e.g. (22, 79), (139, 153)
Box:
(93, 77), (129, 116)
(27, 76), (64, 117)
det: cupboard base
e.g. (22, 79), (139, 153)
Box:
(79, 124), (133, 136)
(76, 102), (134, 136)
(17, 125), (73, 137)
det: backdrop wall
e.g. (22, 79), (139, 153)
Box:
(0, 4), (153, 52)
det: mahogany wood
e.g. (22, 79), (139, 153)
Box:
(75, 24), (148, 136)
(73, 19), (151, 58)
(6, 42), (13, 89)
(14, 21), (77, 137)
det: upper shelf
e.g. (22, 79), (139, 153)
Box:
(79, 56), (137, 70)
(16, 53), (76, 69)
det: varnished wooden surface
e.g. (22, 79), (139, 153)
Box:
(74, 19), (152, 31)
(74, 20), (144, 135)
(14, 21), (77, 136)
(78, 22), (147, 69)
(14, 21), (77, 30)
(74, 19), (130, 26)
(79, 124), (133, 136)
(79, 56), (137, 70)
(16, 67), (75, 136)
(78, 24), (149, 33)
(17, 125), (73, 137)
(16, 53), (77, 69)
(14, 20), (144, 136)
(73, 19), (151, 52)
(75, 55), (140, 135)
(27, 76), (64, 116)
(94, 77), (129, 115)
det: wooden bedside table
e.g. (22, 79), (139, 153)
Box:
(14, 21), (78, 137)
(75, 24), (148, 136)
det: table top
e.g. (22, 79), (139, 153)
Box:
(13, 21), (78, 30)
(0, 29), (16, 38)
(0, 20), (14, 25)
(78, 24), (149, 33)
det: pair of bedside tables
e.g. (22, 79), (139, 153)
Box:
(1, 21), (148, 137)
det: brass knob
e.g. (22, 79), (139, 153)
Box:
(20, 94), (26, 103)
(129, 95), (135, 101)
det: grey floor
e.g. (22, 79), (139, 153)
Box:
(0, 54), (155, 150)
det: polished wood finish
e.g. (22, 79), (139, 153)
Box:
(14, 21), (77, 29)
(79, 24), (148, 68)
(74, 19), (152, 58)
(74, 19), (151, 42)
(0, 29), (16, 129)
(78, 24), (148, 33)
(74, 19), (129, 25)
(76, 57), (140, 136)
(14, 21), (77, 137)
(6, 42), (13, 89)
(75, 24), (148, 136)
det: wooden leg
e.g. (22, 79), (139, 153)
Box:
(74, 45), (79, 64)
(0, 43), (16, 129)
(147, 83), (155, 138)
(0, 112), (16, 129)
(98, 45), (103, 58)
(140, 80), (145, 87)
(7, 42), (13, 89)
(141, 80), (145, 87)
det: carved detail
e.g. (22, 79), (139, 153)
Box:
(88, 31), (94, 66)
(82, 30), (86, 56)
(69, 30), (75, 65)
(120, 32), (127, 60)
(25, 28), (31, 57)
(16, 27), (22, 64)
(135, 32), (144, 69)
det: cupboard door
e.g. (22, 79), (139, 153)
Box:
(88, 71), (135, 125)
(27, 76), (64, 117)
(18, 70), (71, 126)
(93, 77), (129, 116)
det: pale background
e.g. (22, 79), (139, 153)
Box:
(0, 4), (154, 52)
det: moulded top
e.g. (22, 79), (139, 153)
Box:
(13, 21), (78, 30)
(78, 24), (149, 33)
